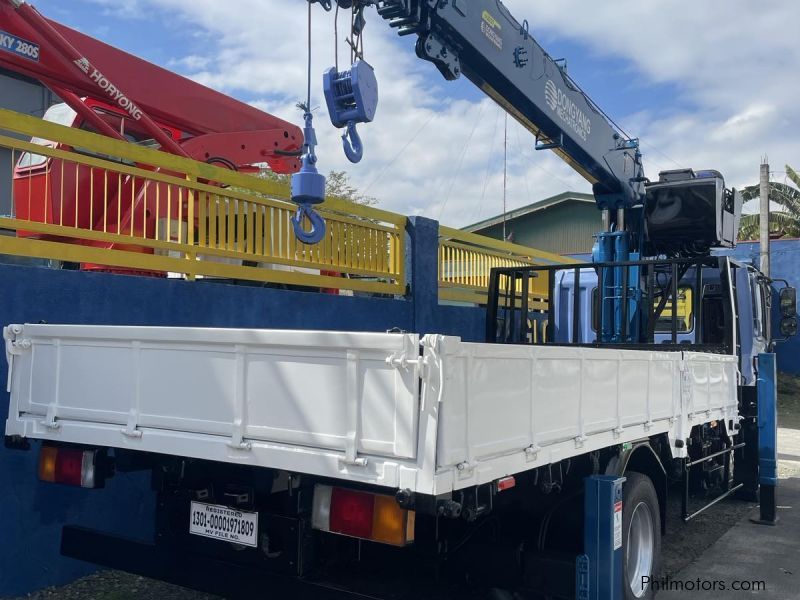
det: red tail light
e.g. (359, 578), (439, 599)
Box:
(54, 448), (84, 486)
(329, 488), (375, 538)
(312, 485), (415, 546)
(38, 445), (103, 488)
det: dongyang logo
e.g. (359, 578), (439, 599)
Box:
(544, 80), (559, 111)
(543, 79), (591, 141)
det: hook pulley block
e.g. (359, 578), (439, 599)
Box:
(323, 59), (378, 163)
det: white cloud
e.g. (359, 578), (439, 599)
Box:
(83, 0), (800, 228)
(504, 0), (800, 192)
(87, 0), (147, 20)
(107, 0), (587, 225)
(167, 54), (211, 72)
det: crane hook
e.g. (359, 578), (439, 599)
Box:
(342, 121), (364, 164)
(290, 111), (327, 245)
(290, 2), (326, 245)
(323, 60), (378, 163)
(291, 204), (326, 245)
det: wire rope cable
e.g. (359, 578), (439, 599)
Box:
(333, 1), (339, 73)
(306, 1), (312, 111)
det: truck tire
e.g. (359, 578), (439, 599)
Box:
(623, 472), (661, 599)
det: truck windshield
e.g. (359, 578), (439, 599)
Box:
(16, 103), (78, 169)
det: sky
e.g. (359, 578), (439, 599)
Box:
(32, 0), (800, 227)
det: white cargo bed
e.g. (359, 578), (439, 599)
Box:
(4, 324), (739, 496)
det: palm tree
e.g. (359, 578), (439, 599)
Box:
(738, 164), (800, 240)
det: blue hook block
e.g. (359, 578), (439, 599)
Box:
(324, 59), (379, 128)
(290, 161), (327, 243)
(290, 152), (326, 243)
(291, 164), (326, 206)
(324, 59), (378, 163)
(290, 110), (326, 244)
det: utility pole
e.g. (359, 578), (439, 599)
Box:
(759, 158), (770, 276)
(502, 112), (508, 240)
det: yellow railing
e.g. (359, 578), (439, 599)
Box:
(438, 225), (573, 306)
(0, 109), (405, 295)
(0, 108), (580, 304)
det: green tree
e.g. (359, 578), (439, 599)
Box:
(324, 170), (378, 206)
(256, 168), (290, 187)
(257, 168), (377, 206)
(738, 164), (800, 240)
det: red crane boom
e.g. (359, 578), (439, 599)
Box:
(0, 0), (302, 172)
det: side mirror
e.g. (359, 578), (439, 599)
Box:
(780, 287), (797, 317)
(780, 316), (798, 338)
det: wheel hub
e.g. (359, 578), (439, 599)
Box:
(626, 501), (655, 597)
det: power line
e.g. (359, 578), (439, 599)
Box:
(514, 125), (533, 209)
(362, 110), (439, 195)
(502, 111), (508, 239)
(473, 105), (504, 222)
(436, 99), (488, 221)
(636, 139), (684, 171)
(512, 124), (577, 191)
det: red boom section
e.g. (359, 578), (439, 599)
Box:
(0, 1), (302, 172)
(1, 0), (306, 276)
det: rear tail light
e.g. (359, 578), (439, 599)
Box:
(38, 445), (104, 488)
(312, 485), (415, 546)
(328, 487), (375, 538)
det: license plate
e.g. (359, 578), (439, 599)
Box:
(189, 501), (258, 547)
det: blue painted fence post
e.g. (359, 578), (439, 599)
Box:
(755, 352), (778, 524)
(407, 216), (439, 335)
(579, 475), (625, 600)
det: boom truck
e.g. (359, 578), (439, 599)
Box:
(0, 0), (303, 273)
(2, 1), (798, 599)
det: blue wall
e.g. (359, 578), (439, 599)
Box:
(0, 217), (484, 596)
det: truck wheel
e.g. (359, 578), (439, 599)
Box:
(623, 472), (661, 599)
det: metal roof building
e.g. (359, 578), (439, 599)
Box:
(463, 191), (601, 255)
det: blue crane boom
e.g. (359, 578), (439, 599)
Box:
(313, 0), (742, 342)
(317, 1), (740, 252)
(375, 0), (646, 212)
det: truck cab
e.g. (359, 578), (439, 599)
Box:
(549, 258), (778, 386)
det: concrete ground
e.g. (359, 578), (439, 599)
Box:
(657, 409), (800, 598)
